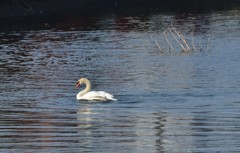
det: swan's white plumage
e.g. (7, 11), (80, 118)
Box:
(76, 78), (116, 101)
(77, 91), (116, 101)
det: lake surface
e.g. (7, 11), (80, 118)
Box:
(1, 8), (240, 153)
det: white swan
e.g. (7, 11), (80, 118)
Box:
(75, 78), (117, 101)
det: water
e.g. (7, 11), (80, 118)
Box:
(1, 9), (240, 153)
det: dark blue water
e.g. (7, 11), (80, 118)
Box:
(1, 10), (240, 153)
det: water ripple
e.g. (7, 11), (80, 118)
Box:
(1, 9), (240, 153)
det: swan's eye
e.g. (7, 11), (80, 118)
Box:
(75, 82), (81, 88)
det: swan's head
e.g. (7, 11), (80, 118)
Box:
(75, 78), (88, 88)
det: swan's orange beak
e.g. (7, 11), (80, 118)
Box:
(75, 81), (80, 88)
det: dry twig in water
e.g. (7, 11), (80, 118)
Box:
(155, 24), (209, 54)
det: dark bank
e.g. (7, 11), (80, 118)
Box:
(1, 0), (240, 31)
(1, 0), (240, 20)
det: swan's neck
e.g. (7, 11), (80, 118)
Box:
(77, 79), (91, 98)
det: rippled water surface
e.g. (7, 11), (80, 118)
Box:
(1, 9), (240, 153)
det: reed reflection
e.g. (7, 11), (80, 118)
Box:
(155, 114), (195, 152)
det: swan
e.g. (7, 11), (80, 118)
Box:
(75, 78), (117, 101)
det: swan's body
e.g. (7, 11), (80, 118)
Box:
(76, 78), (116, 101)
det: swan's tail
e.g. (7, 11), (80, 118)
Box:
(98, 91), (117, 101)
